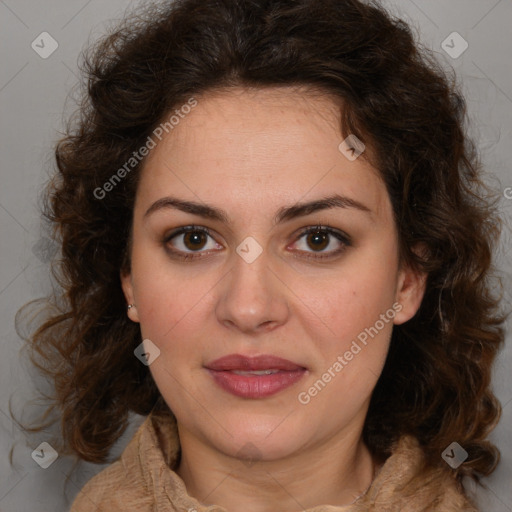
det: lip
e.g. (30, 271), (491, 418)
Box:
(206, 354), (306, 371)
(205, 354), (307, 399)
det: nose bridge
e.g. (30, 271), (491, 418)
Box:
(215, 239), (289, 333)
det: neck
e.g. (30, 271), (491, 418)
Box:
(176, 425), (376, 512)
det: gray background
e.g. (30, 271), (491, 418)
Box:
(0, 0), (511, 510)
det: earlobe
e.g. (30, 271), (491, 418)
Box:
(120, 269), (140, 323)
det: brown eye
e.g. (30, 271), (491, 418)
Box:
(305, 231), (329, 251)
(164, 226), (222, 260)
(182, 230), (208, 250)
(291, 225), (351, 260)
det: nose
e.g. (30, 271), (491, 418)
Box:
(215, 244), (290, 335)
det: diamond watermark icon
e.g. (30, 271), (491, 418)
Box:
(31, 442), (58, 469)
(31, 32), (59, 59)
(32, 236), (58, 263)
(134, 338), (161, 366)
(338, 134), (365, 161)
(236, 236), (263, 264)
(441, 32), (468, 59)
(237, 442), (263, 468)
(442, 441), (468, 469)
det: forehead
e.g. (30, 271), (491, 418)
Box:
(160, 86), (348, 156)
(135, 86), (390, 223)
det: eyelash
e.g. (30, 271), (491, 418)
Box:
(162, 224), (352, 261)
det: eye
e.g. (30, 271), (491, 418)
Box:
(163, 225), (222, 260)
(163, 223), (351, 261)
(290, 224), (351, 259)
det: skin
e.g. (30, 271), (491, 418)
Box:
(121, 85), (427, 512)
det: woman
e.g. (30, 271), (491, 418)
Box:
(20, 0), (506, 510)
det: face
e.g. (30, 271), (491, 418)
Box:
(121, 86), (426, 462)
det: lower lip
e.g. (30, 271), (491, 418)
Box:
(207, 369), (306, 398)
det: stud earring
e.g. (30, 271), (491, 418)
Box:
(127, 304), (135, 310)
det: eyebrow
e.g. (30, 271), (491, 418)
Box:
(143, 193), (372, 225)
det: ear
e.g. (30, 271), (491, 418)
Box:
(393, 244), (428, 326)
(120, 268), (140, 323)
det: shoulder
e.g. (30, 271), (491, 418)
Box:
(361, 435), (479, 511)
(69, 417), (157, 512)
(70, 460), (151, 511)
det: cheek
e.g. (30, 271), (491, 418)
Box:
(297, 276), (397, 410)
(135, 277), (206, 344)
(296, 254), (398, 348)
(299, 287), (395, 381)
(129, 238), (217, 339)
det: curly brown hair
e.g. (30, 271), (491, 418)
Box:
(16, 0), (506, 489)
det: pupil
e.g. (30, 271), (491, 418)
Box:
(185, 231), (205, 250)
(308, 232), (328, 251)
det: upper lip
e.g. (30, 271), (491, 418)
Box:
(205, 354), (306, 371)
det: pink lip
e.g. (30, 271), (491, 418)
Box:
(205, 354), (307, 399)
(206, 354), (305, 371)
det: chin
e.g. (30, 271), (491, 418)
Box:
(208, 415), (309, 463)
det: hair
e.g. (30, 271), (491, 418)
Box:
(16, 0), (507, 491)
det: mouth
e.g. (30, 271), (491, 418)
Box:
(205, 354), (308, 399)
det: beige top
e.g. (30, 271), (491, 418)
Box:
(70, 413), (479, 511)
